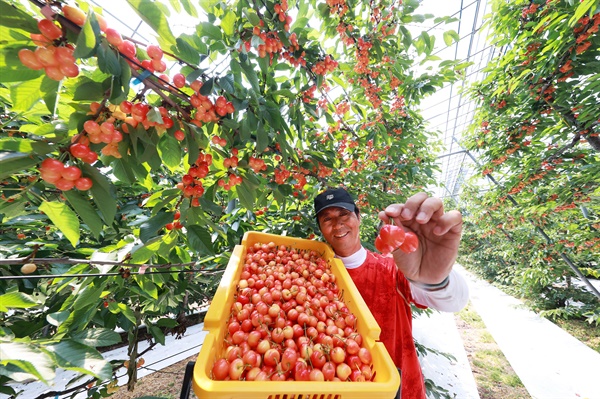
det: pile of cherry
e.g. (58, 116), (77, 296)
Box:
(211, 241), (375, 382)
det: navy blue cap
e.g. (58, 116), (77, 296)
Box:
(314, 187), (357, 216)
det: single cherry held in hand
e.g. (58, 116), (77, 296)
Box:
(375, 224), (419, 254)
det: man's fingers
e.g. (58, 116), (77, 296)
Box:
(413, 196), (444, 224)
(432, 210), (463, 235)
(399, 192), (429, 220)
(380, 194), (444, 224)
(379, 204), (402, 224)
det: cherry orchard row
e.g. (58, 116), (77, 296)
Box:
(458, 1), (599, 316)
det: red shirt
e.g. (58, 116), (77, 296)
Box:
(346, 250), (426, 399)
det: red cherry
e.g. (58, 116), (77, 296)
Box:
(40, 158), (64, 173)
(375, 224), (406, 254)
(74, 177), (93, 190)
(174, 130), (185, 141)
(105, 28), (123, 46)
(398, 231), (419, 253)
(173, 73), (186, 88)
(81, 151), (98, 164)
(38, 19), (63, 40)
(18, 49), (44, 70)
(61, 165), (82, 181)
(55, 177), (75, 191)
(146, 44), (163, 60)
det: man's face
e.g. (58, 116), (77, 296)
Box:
(317, 207), (362, 257)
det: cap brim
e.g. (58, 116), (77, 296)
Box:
(316, 202), (356, 216)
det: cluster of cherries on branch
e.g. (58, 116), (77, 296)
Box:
(18, 4), (239, 196)
(17, 6), (87, 81)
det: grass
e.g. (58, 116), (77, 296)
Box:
(457, 306), (486, 328)
(472, 348), (523, 387)
(552, 317), (600, 353)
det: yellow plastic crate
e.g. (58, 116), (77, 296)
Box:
(193, 231), (400, 399)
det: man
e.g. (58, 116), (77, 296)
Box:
(314, 187), (469, 399)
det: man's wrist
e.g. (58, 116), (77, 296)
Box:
(407, 275), (450, 291)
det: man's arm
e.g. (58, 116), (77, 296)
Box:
(409, 269), (469, 312)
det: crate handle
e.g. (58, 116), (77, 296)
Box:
(179, 361), (196, 399)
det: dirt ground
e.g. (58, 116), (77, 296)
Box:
(111, 304), (531, 399)
(110, 355), (198, 399)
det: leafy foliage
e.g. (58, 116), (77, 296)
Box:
(458, 0), (600, 324)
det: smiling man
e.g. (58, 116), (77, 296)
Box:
(314, 187), (469, 399)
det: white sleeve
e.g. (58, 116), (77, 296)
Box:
(410, 269), (469, 312)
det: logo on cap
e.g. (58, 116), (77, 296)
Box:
(326, 194), (334, 200)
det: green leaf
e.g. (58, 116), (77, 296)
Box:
(218, 74), (235, 94)
(47, 311), (70, 327)
(256, 121), (269, 153)
(40, 76), (60, 114)
(0, 137), (51, 154)
(126, 0), (176, 45)
(148, 324), (165, 345)
(131, 236), (162, 264)
(71, 328), (121, 347)
(175, 37), (201, 65)
(199, 0), (219, 13)
(119, 303), (137, 324)
(0, 342), (56, 384)
(399, 26), (412, 50)
(169, 0), (181, 13)
(82, 165), (117, 224)
(243, 8), (261, 26)
(443, 30), (459, 46)
(412, 14), (426, 23)
(73, 78), (105, 101)
(97, 40), (121, 76)
(47, 340), (112, 380)
(156, 317), (179, 328)
(197, 22), (222, 41)
(0, 292), (39, 313)
(62, 190), (104, 239)
(140, 212), (173, 243)
(112, 157), (136, 184)
(221, 11), (236, 36)
(238, 58), (260, 92)
(236, 179), (256, 211)
(120, 56), (132, 96)
(199, 77), (214, 95)
(140, 278), (159, 300)
(146, 107), (164, 125)
(39, 201), (80, 247)
(187, 225), (215, 255)
(157, 134), (182, 170)
(185, 67), (205, 82)
(73, 284), (104, 312)
(180, 0), (198, 16)
(9, 76), (43, 113)
(0, 152), (37, 180)
(569, 0), (597, 26)
(73, 11), (100, 59)
(0, 1), (39, 32)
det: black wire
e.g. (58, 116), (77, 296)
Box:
(0, 269), (224, 280)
